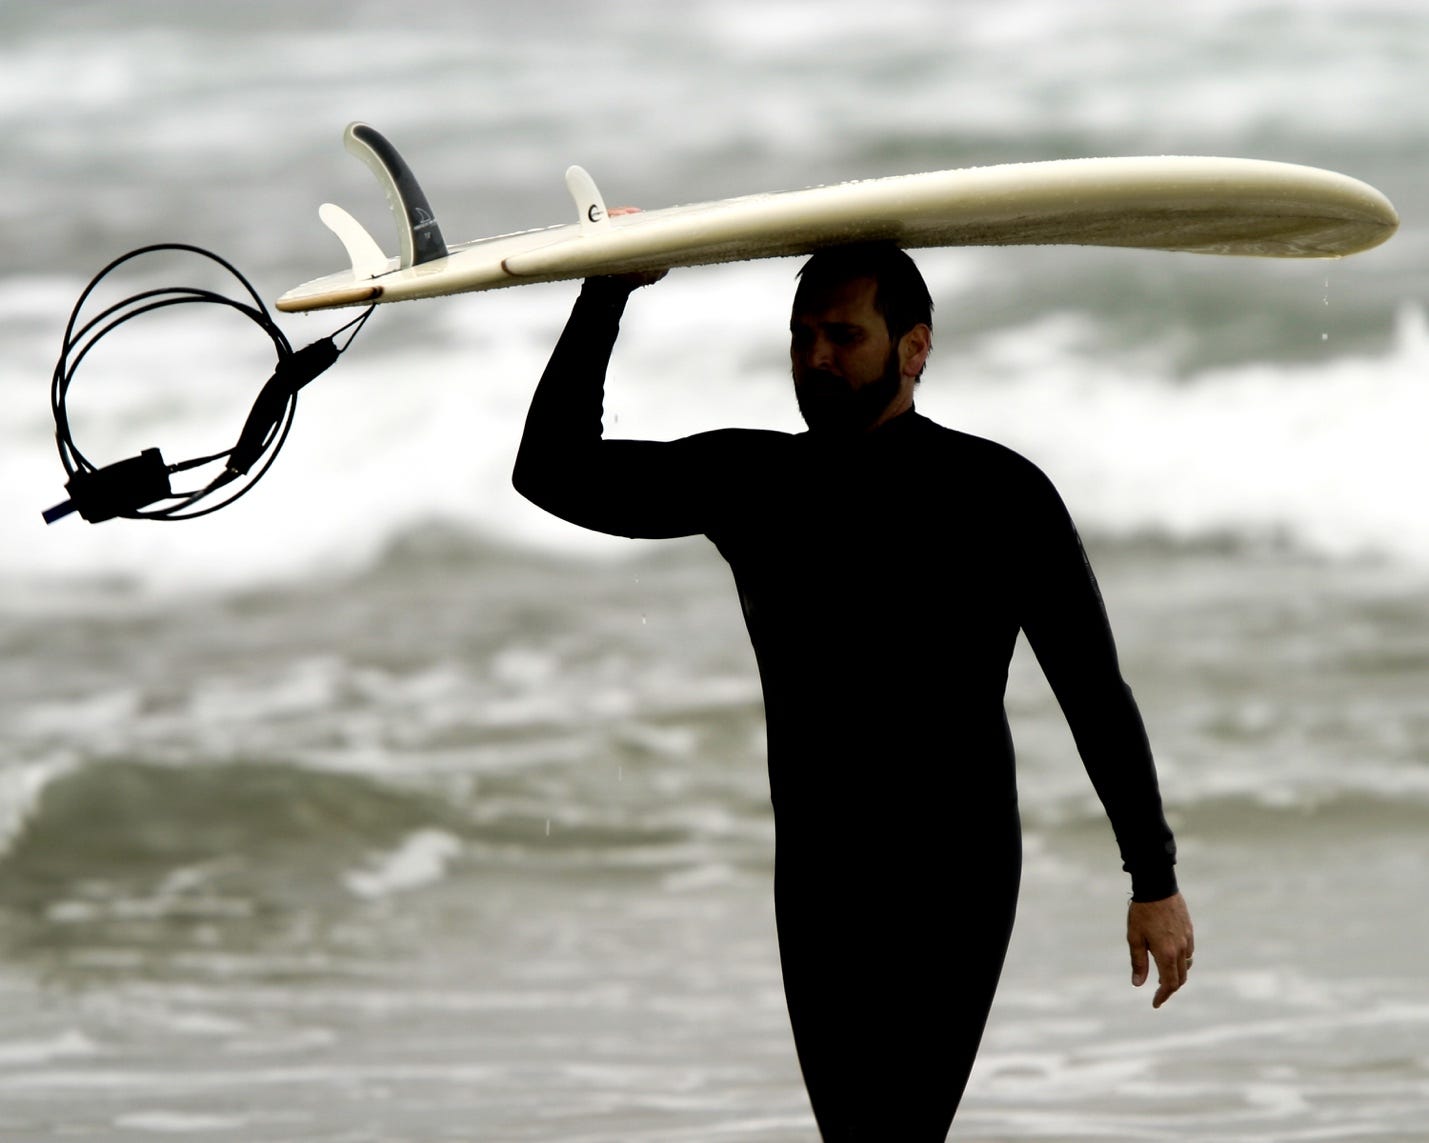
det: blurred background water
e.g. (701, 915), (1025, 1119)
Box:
(1, 1), (1425, 1139)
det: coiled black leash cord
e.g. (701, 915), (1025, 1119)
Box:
(44, 243), (373, 524)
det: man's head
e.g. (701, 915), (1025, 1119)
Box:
(789, 243), (933, 435)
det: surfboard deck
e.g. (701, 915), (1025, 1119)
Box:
(275, 123), (1399, 313)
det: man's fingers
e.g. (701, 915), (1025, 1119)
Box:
(1129, 941), (1149, 987)
(1153, 972), (1180, 1007)
(1150, 943), (1189, 1008)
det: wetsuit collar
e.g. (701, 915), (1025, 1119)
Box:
(870, 405), (921, 436)
(802, 405), (924, 447)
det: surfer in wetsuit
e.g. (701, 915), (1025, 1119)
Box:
(513, 243), (1194, 1141)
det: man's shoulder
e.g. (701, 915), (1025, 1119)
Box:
(689, 426), (793, 445)
(911, 414), (1054, 485)
(677, 426), (794, 457)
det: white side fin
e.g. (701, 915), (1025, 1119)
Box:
(318, 202), (390, 279)
(566, 166), (610, 234)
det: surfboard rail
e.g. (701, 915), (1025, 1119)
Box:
(276, 124), (1399, 313)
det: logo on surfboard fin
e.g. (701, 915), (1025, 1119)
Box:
(342, 122), (448, 269)
(565, 166), (610, 234)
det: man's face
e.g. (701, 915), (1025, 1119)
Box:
(790, 276), (907, 434)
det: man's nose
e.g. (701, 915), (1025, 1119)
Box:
(808, 334), (836, 371)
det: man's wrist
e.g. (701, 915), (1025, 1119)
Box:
(580, 277), (637, 306)
(1129, 867), (1179, 903)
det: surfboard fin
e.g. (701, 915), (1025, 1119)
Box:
(342, 122), (448, 269)
(318, 202), (389, 279)
(566, 166), (610, 234)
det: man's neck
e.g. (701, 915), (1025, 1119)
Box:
(866, 392), (916, 432)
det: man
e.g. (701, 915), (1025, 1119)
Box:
(513, 243), (1193, 1141)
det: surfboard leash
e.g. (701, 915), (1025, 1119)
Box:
(43, 243), (374, 525)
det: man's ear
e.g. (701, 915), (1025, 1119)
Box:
(899, 324), (933, 379)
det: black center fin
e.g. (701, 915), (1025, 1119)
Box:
(343, 122), (448, 269)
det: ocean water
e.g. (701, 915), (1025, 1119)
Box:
(1, 1), (1426, 1139)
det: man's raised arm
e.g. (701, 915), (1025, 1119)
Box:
(513, 272), (713, 541)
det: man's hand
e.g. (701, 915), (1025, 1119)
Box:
(603, 267), (668, 290)
(582, 265), (668, 300)
(598, 208), (667, 290)
(1127, 892), (1194, 1008)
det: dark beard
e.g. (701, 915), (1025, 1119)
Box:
(794, 348), (904, 435)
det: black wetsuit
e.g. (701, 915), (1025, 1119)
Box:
(513, 280), (1178, 1141)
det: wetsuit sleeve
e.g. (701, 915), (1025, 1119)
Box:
(1015, 468), (1179, 902)
(512, 279), (718, 540)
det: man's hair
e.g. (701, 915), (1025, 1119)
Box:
(793, 242), (934, 342)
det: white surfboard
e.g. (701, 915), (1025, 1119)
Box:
(275, 123), (1398, 313)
